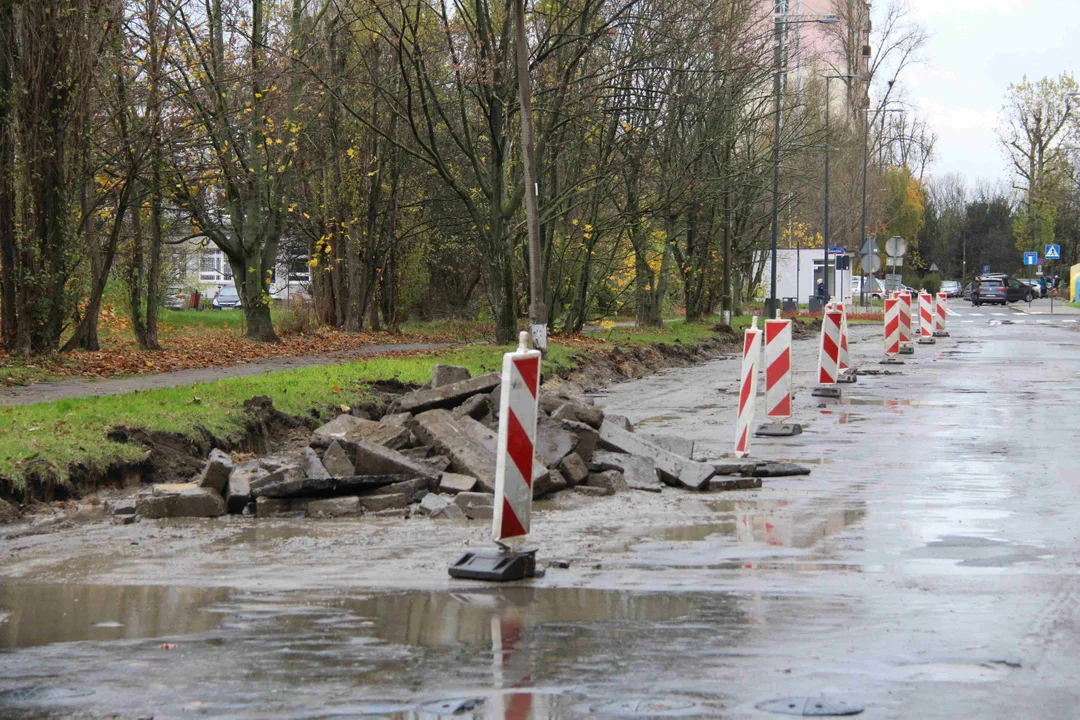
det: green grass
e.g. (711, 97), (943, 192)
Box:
(0, 341), (585, 494)
(1069, 302), (1080, 310)
(159, 308), (246, 330)
(588, 317), (751, 346)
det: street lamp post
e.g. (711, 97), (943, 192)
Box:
(823, 74), (857, 304)
(766, 11), (840, 320)
(858, 105), (903, 308)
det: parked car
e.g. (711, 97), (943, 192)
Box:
(963, 282), (973, 300)
(212, 285), (242, 310)
(1017, 278), (1046, 299)
(971, 276), (1032, 306)
(164, 287), (189, 311)
(941, 280), (962, 298)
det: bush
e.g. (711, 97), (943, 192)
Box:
(275, 302), (318, 336)
(921, 273), (942, 295)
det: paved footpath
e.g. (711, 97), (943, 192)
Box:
(0, 342), (457, 407)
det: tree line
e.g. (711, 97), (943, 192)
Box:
(0, 0), (932, 355)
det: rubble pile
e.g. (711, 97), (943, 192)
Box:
(123, 363), (806, 522)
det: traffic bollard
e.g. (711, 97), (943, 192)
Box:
(918, 292), (936, 345)
(898, 291), (915, 355)
(934, 292), (950, 337)
(881, 297), (904, 365)
(734, 317), (762, 458)
(756, 318), (802, 438)
(812, 308), (843, 398)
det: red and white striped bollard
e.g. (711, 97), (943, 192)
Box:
(756, 318), (802, 438)
(882, 297), (903, 364)
(734, 317), (762, 458)
(449, 331), (541, 581)
(898, 291), (915, 354)
(934, 292), (950, 337)
(918, 292), (936, 344)
(812, 307), (844, 398)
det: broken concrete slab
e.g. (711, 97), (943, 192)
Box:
(452, 393), (490, 421)
(381, 477), (430, 503)
(352, 438), (439, 484)
(709, 477), (763, 491)
(312, 414), (412, 451)
(436, 503), (466, 521)
(535, 416), (578, 468)
(454, 492), (495, 519)
(551, 401), (604, 430)
(249, 465), (304, 497)
(534, 469), (568, 499)
(320, 441), (355, 478)
(740, 462), (811, 478)
(587, 469), (628, 495)
(590, 451), (661, 492)
(380, 412), (413, 427)
(173, 488), (226, 518)
(137, 487), (226, 519)
(639, 433), (694, 460)
(197, 449), (233, 494)
(358, 494), (409, 513)
(709, 461), (760, 476)
(307, 496), (361, 518)
(598, 422), (714, 490)
(603, 414), (634, 433)
(151, 482), (198, 496)
(558, 419), (598, 463)
(455, 414), (548, 483)
(333, 475), (409, 494)
(418, 493), (453, 516)
(431, 364), (471, 388)
(396, 373), (501, 414)
(301, 447), (331, 481)
(418, 455), (452, 474)
(107, 498), (136, 516)
(410, 410), (497, 491)
(256, 496), (310, 518)
(559, 452), (589, 486)
(439, 472), (478, 494)
(226, 460), (265, 514)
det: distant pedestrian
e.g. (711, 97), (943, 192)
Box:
(817, 281), (826, 300)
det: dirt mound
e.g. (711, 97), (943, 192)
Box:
(0, 497), (22, 524)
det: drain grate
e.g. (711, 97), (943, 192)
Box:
(756, 696), (864, 716)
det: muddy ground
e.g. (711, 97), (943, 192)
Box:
(4, 310), (1076, 719)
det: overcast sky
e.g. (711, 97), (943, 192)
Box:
(904, 0), (1080, 186)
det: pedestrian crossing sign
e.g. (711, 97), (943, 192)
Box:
(1046, 244), (1061, 260)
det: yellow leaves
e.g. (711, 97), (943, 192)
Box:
(572, 219), (579, 226)
(346, 148), (357, 159)
(308, 258), (320, 267)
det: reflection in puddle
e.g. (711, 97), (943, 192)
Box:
(0, 587), (738, 719)
(0, 584), (229, 649)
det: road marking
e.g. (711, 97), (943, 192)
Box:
(969, 312), (984, 316)
(960, 320), (973, 324)
(992, 312), (1007, 316)
(1064, 320), (1078, 324)
(946, 307), (960, 317)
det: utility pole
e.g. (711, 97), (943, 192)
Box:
(824, 74), (856, 304)
(514, 0), (546, 351)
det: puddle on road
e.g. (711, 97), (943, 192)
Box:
(907, 536), (1047, 568)
(0, 584), (229, 649)
(0, 586), (737, 719)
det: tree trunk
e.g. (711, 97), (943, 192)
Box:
(0, 0), (15, 348)
(129, 202), (149, 347)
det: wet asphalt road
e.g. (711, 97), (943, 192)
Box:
(2, 303), (1080, 719)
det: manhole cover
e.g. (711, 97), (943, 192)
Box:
(756, 697), (864, 716)
(576, 697), (700, 716)
(418, 697), (485, 715)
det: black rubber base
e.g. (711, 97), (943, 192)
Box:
(934, 331), (950, 337)
(880, 358), (905, 365)
(899, 345), (915, 355)
(812, 386), (842, 399)
(755, 423), (803, 438)
(918, 337), (936, 345)
(836, 372), (858, 384)
(449, 548), (538, 582)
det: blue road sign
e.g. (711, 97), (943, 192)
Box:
(983, 265), (992, 274)
(828, 247), (846, 256)
(1024, 252), (1039, 266)
(1046, 244), (1061, 260)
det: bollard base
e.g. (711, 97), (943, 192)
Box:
(899, 345), (915, 355)
(836, 371), (858, 384)
(812, 386), (842, 399)
(933, 331), (950, 338)
(918, 337), (936, 345)
(880, 357), (905, 365)
(755, 422), (803, 438)
(449, 548), (538, 582)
